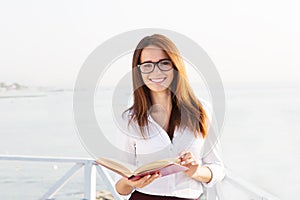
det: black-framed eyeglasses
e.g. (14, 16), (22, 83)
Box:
(137, 59), (173, 74)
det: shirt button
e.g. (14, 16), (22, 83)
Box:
(169, 146), (173, 151)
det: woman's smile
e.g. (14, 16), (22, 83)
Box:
(149, 77), (167, 83)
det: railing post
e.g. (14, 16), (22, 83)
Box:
(83, 161), (96, 200)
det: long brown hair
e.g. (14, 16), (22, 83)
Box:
(127, 34), (208, 138)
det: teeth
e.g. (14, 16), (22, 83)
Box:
(150, 78), (165, 83)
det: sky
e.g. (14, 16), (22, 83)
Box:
(0, 0), (299, 88)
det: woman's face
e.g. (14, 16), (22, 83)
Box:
(140, 45), (174, 93)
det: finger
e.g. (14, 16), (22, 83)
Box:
(180, 158), (197, 165)
(141, 173), (160, 186)
(179, 151), (188, 157)
(179, 151), (191, 160)
(179, 151), (193, 161)
(179, 151), (190, 157)
(145, 172), (160, 182)
(180, 154), (194, 162)
(140, 174), (152, 182)
(133, 175), (151, 188)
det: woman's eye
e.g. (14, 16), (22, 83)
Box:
(161, 61), (171, 66)
(143, 64), (153, 68)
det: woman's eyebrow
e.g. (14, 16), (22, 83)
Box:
(140, 58), (169, 64)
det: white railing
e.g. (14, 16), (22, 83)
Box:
(0, 155), (122, 200)
(0, 155), (280, 200)
(205, 169), (280, 200)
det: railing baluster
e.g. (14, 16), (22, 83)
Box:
(83, 161), (96, 200)
(96, 165), (123, 200)
(40, 163), (83, 200)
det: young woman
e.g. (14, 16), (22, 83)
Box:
(115, 34), (225, 200)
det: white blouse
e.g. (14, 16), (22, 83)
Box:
(112, 100), (225, 199)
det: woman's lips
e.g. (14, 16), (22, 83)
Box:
(149, 78), (166, 83)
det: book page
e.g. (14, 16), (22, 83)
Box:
(96, 157), (136, 178)
(134, 157), (180, 174)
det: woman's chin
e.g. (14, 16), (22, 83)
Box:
(148, 85), (170, 93)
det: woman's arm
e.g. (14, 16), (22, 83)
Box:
(190, 166), (213, 183)
(116, 178), (135, 195)
(181, 100), (225, 186)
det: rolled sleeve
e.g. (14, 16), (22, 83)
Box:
(201, 141), (225, 188)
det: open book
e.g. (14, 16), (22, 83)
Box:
(96, 157), (188, 181)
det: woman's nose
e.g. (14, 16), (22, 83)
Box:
(152, 63), (162, 74)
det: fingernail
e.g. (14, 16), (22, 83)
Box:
(181, 161), (185, 165)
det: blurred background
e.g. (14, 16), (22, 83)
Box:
(0, 0), (299, 199)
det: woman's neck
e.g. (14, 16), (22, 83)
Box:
(149, 90), (173, 132)
(150, 90), (172, 112)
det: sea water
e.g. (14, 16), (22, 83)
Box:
(0, 82), (299, 200)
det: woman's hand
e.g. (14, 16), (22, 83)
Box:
(179, 151), (212, 183)
(116, 172), (161, 195)
(127, 172), (161, 188)
(179, 151), (200, 179)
